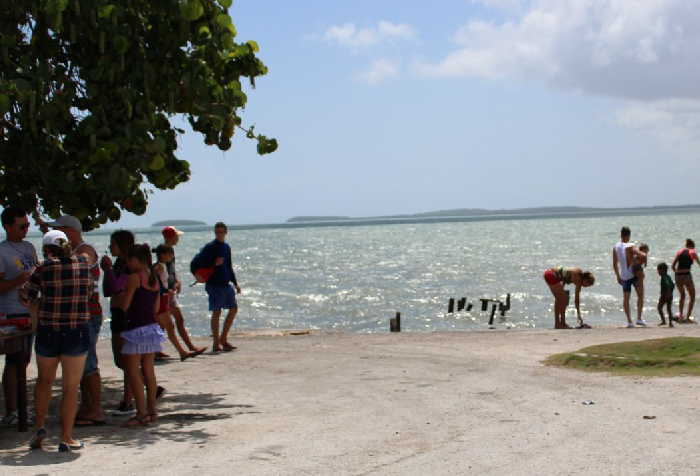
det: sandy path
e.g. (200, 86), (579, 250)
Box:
(2, 326), (700, 475)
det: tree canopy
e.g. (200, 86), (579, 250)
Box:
(0, 0), (277, 229)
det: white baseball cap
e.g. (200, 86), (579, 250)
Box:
(43, 230), (69, 246)
(46, 215), (82, 232)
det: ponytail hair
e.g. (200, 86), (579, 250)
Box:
(128, 243), (157, 288)
(687, 238), (695, 249)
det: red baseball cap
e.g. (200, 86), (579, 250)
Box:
(162, 226), (184, 239)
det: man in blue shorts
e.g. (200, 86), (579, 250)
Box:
(613, 226), (646, 327)
(199, 222), (241, 352)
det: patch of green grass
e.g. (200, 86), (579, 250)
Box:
(545, 337), (700, 377)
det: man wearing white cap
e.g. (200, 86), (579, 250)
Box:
(43, 215), (105, 426)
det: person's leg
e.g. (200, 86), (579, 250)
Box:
(623, 290), (632, 324)
(2, 361), (17, 416)
(158, 312), (191, 359)
(667, 298), (674, 327)
(678, 283), (687, 319)
(123, 353), (147, 422)
(171, 306), (201, 352)
(210, 310), (222, 351)
(34, 356), (59, 430)
(77, 314), (105, 422)
(687, 282), (696, 319)
(635, 280), (645, 322)
(221, 308), (238, 347)
(58, 354), (87, 445)
(561, 290), (571, 328)
(658, 298), (666, 324)
(141, 354), (158, 420)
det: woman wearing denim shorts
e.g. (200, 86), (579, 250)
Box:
(22, 230), (92, 452)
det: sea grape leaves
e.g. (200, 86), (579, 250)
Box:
(0, 0), (277, 230)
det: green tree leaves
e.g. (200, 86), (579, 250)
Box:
(0, 0), (277, 230)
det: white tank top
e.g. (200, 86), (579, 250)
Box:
(615, 241), (634, 280)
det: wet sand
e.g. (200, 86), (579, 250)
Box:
(2, 325), (700, 475)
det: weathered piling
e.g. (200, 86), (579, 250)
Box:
(448, 298), (455, 314)
(390, 312), (401, 332)
(505, 293), (511, 311)
(466, 303), (473, 312)
(489, 304), (497, 326)
(480, 299), (489, 312)
(457, 298), (466, 312)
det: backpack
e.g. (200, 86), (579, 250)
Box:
(190, 252), (215, 284)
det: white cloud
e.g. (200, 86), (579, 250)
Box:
(419, 0), (700, 102)
(616, 99), (700, 152)
(356, 59), (400, 85)
(324, 21), (416, 49)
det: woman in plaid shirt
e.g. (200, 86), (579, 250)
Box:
(22, 230), (92, 452)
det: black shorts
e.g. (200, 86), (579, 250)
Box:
(35, 324), (90, 358)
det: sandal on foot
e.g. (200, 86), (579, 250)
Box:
(29, 427), (47, 450)
(222, 343), (237, 352)
(75, 418), (107, 427)
(58, 440), (84, 452)
(122, 415), (150, 428)
(192, 347), (207, 356)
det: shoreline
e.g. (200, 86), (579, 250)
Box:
(4, 326), (700, 475)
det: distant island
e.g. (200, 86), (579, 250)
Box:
(152, 220), (207, 227)
(287, 205), (700, 223)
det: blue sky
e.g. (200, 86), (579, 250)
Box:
(118, 0), (700, 227)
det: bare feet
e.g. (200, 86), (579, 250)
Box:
(180, 351), (196, 362)
(222, 342), (237, 352)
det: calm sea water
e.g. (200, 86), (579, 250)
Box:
(25, 212), (700, 335)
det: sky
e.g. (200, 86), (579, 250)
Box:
(118, 0), (700, 227)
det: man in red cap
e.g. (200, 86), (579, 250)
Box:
(161, 226), (206, 355)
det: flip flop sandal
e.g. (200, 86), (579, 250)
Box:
(29, 427), (47, 450)
(122, 415), (150, 428)
(74, 418), (107, 427)
(58, 440), (85, 452)
(192, 347), (207, 356)
(222, 344), (237, 352)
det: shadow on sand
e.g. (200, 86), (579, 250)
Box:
(0, 376), (260, 467)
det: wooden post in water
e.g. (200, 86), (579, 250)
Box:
(466, 303), (473, 312)
(506, 293), (511, 311)
(489, 304), (497, 326)
(499, 301), (507, 318)
(390, 313), (401, 332)
(457, 298), (466, 312)
(481, 299), (489, 312)
(448, 298), (455, 314)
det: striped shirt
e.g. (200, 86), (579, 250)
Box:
(23, 256), (91, 329)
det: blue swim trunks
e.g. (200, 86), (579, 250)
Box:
(622, 276), (638, 293)
(205, 283), (237, 311)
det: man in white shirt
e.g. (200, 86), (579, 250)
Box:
(613, 226), (645, 327)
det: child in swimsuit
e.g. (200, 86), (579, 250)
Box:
(657, 262), (674, 327)
(631, 243), (649, 281)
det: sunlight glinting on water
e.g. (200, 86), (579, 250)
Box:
(26, 212), (699, 335)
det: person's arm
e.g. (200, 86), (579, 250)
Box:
(120, 274), (140, 311)
(0, 271), (32, 294)
(693, 250), (700, 267)
(672, 254), (680, 273)
(19, 266), (41, 307)
(227, 247), (239, 290)
(612, 249), (622, 284)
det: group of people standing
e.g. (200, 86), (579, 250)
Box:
(0, 208), (242, 452)
(544, 225), (700, 329)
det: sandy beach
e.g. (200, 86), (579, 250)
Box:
(3, 326), (700, 475)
